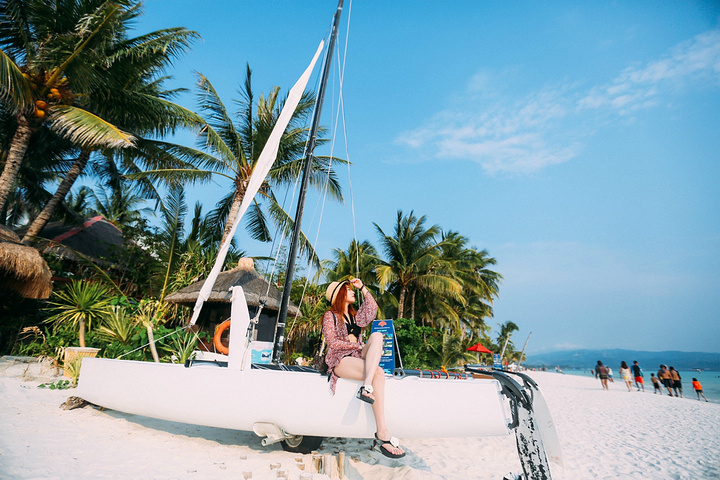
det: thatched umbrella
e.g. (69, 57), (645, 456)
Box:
(0, 225), (53, 299)
(165, 257), (300, 318)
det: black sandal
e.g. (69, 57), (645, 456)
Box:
(373, 433), (406, 459)
(356, 385), (375, 404)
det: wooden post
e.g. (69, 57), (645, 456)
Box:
(311, 453), (324, 474)
(338, 451), (346, 479)
(324, 453), (336, 479)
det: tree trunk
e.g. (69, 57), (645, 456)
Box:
(410, 290), (416, 321)
(0, 116), (34, 212)
(219, 179), (248, 247)
(397, 286), (406, 319)
(146, 323), (160, 363)
(78, 318), (86, 348)
(22, 150), (92, 243)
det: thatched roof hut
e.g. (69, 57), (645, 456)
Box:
(18, 215), (126, 265)
(0, 225), (52, 299)
(165, 257), (300, 318)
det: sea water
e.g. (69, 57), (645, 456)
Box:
(560, 369), (720, 404)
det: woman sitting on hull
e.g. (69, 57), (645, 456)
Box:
(323, 278), (406, 459)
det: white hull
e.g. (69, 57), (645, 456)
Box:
(76, 357), (510, 439)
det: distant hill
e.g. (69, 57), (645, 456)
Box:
(526, 349), (720, 371)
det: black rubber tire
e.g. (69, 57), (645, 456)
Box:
(280, 435), (325, 454)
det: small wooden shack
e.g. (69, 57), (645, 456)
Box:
(164, 258), (300, 343)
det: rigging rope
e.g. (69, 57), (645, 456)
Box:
(286, 0), (357, 340)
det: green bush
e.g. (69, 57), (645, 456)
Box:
(394, 318), (442, 370)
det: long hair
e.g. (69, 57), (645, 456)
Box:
(621, 361), (628, 369)
(330, 282), (357, 320)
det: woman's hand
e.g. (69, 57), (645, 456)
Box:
(350, 278), (364, 290)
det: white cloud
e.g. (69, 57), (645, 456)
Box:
(579, 30), (720, 114)
(397, 29), (720, 174)
(395, 85), (579, 174)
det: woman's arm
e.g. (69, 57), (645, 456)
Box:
(323, 311), (362, 351)
(354, 286), (377, 328)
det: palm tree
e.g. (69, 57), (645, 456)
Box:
(497, 320), (519, 356)
(375, 210), (461, 320)
(426, 231), (502, 337)
(1, 0), (142, 212)
(139, 66), (345, 266)
(325, 239), (379, 288)
(15, 2), (201, 240)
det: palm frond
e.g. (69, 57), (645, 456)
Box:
(47, 105), (135, 148)
(267, 201), (320, 269)
(245, 200), (272, 242)
(158, 185), (187, 298)
(109, 27), (200, 66)
(0, 48), (33, 111)
(131, 139), (229, 173)
(196, 73), (244, 164)
(0, 0), (33, 60)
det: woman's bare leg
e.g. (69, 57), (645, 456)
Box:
(362, 332), (384, 385)
(334, 347), (404, 456)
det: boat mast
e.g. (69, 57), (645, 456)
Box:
(273, 0), (344, 363)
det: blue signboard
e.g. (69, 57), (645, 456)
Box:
(493, 353), (503, 369)
(370, 319), (396, 374)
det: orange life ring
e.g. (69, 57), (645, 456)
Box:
(213, 319), (231, 355)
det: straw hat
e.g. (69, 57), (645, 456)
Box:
(325, 280), (349, 304)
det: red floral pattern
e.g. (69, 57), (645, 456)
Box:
(322, 290), (377, 393)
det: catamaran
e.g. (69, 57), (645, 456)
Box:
(75, 1), (562, 478)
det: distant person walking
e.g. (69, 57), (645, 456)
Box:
(651, 373), (662, 394)
(632, 361), (644, 391)
(669, 367), (683, 398)
(658, 365), (674, 396)
(607, 366), (614, 383)
(620, 361), (633, 392)
(595, 361), (609, 390)
(692, 378), (709, 402)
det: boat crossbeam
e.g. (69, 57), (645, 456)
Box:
(252, 422), (294, 446)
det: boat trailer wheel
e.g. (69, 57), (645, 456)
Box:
(280, 435), (324, 454)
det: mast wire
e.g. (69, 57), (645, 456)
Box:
(287, 0), (356, 339)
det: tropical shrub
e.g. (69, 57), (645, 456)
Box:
(96, 306), (137, 345)
(45, 281), (114, 347)
(394, 318), (443, 370)
(161, 329), (197, 364)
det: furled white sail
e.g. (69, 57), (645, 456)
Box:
(189, 40), (325, 326)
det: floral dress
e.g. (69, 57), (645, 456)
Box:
(322, 290), (377, 394)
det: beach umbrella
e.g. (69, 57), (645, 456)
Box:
(0, 225), (52, 299)
(466, 343), (493, 354)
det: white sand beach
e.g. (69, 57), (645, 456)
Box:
(1, 356), (719, 480)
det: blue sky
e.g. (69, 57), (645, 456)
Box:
(135, 1), (720, 354)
